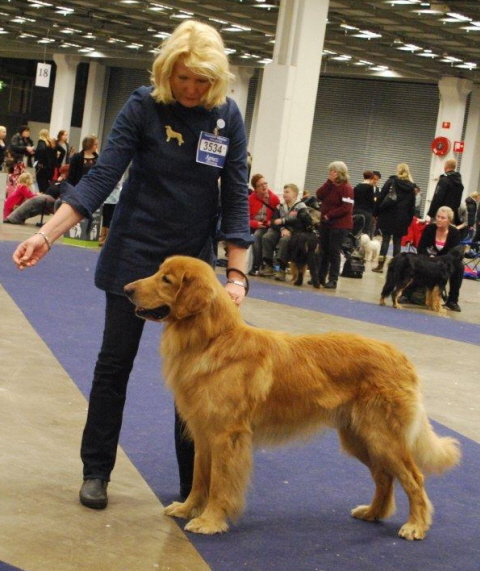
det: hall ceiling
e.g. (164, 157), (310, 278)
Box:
(1, 0), (480, 84)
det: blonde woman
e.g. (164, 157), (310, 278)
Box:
(417, 206), (464, 312)
(13, 20), (252, 509)
(3, 172), (35, 220)
(34, 128), (56, 192)
(372, 162), (416, 272)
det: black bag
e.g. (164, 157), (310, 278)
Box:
(341, 256), (365, 278)
(379, 181), (397, 211)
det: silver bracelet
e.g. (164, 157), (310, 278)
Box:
(227, 279), (247, 289)
(35, 231), (52, 251)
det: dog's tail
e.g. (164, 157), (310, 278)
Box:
(409, 403), (461, 475)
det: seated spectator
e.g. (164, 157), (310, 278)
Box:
(402, 206), (464, 312)
(3, 166), (69, 225)
(353, 170), (375, 237)
(248, 173), (280, 275)
(3, 172), (35, 220)
(5, 161), (25, 199)
(259, 183), (306, 281)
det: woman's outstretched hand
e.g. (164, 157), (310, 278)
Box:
(12, 234), (51, 270)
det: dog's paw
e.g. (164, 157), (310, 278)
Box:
(164, 501), (197, 520)
(351, 504), (379, 521)
(379, 299), (386, 306)
(398, 522), (427, 540)
(184, 516), (229, 535)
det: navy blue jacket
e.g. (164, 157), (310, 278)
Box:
(63, 86), (252, 294)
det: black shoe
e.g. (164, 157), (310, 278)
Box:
(79, 479), (108, 509)
(324, 281), (337, 289)
(248, 269), (259, 276)
(443, 301), (461, 312)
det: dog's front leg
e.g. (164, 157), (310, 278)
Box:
(184, 428), (253, 534)
(164, 442), (210, 520)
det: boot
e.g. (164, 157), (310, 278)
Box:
(98, 227), (108, 247)
(372, 256), (385, 273)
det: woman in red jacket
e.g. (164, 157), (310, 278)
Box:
(315, 161), (354, 289)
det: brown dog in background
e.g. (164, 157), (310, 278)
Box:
(124, 256), (460, 540)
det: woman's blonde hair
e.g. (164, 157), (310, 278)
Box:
(151, 20), (233, 109)
(18, 172), (33, 186)
(38, 128), (55, 147)
(328, 161), (349, 183)
(396, 162), (413, 182)
(436, 206), (454, 222)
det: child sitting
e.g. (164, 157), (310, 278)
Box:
(3, 172), (36, 221)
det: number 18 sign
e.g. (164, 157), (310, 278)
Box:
(196, 131), (229, 169)
(36, 62), (52, 88)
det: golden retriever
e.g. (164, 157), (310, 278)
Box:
(124, 256), (460, 539)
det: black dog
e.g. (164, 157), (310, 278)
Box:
(287, 208), (321, 287)
(379, 245), (465, 314)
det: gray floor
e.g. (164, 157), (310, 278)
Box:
(1, 216), (479, 571)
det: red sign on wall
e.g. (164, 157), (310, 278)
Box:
(453, 141), (465, 153)
(442, 121), (451, 129)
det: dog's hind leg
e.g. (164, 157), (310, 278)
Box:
(339, 428), (396, 521)
(367, 442), (432, 540)
(429, 286), (446, 315)
(184, 428), (253, 534)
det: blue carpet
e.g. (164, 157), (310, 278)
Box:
(1, 242), (480, 571)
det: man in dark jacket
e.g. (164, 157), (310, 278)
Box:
(427, 159), (464, 224)
(9, 125), (35, 166)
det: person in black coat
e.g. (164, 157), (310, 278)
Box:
(34, 129), (57, 193)
(9, 125), (35, 166)
(67, 135), (99, 186)
(353, 169), (375, 236)
(372, 162), (416, 272)
(427, 158), (464, 225)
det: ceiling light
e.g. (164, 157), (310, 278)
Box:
(0, 28), (9, 34)
(55, 6), (74, 15)
(38, 37), (55, 43)
(461, 22), (480, 31)
(417, 50), (438, 58)
(352, 30), (382, 39)
(331, 54), (352, 61)
(384, 1), (421, 4)
(340, 23), (358, 31)
(171, 11), (194, 19)
(440, 56), (462, 62)
(442, 12), (471, 22)
(455, 62), (477, 69)
(27, 0), (53, 6)
(397, 43), (422, 51)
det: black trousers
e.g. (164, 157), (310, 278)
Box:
(80, 292), (194, 490)
(318, 226), (348, 284)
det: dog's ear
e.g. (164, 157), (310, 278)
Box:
(174, 269), (217, 319)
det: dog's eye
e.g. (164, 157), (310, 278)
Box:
(162, 275), (172, 284)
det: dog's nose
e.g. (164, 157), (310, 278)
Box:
(124, 284), (135, 299)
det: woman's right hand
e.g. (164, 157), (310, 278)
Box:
(13, 234), (50, 270)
